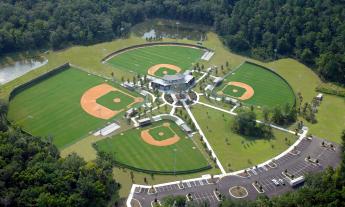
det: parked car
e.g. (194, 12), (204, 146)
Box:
(272, 179), (280, 186)
(279, 178), (285, 185)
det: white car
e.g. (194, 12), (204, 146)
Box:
(279, 178), (285, 185)
(272, 179), (280, 186)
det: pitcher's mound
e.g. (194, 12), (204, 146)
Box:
(113, 98), (121, 103)
(158, 132), (164, 136)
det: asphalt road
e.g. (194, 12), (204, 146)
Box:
(130, 137), (341, 207)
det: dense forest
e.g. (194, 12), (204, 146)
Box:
(0, 102), (119, 207)
(0, 0), (344, 84)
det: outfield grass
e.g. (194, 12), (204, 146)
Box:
(7, 67), (140, 148)
(106, 45), (204, 76)
(191, 104), (297, 171)
(95, 120), (209, 172)
(216, 62), (295, 108)
(96, 91), (134, 111)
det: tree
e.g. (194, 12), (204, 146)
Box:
(0, 129), (119, 207)
(232, 111), (257, 136)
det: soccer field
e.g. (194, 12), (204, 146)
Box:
(94, 120), (210, 173)
(217, 62), (296, 108)
(8, 67), (141, 148)
(106, 45), (204, 77)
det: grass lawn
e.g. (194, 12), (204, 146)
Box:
(106, 45), (204, 76)
(216, 62), (296, 108)
(96, 91), (134, 111)
(2, 25), (343, 146)
(305, 95), (345, 143)
(191, 104), (297, 171)
(7, 67), (139, 149)
(222, 85), (246, 98)
(148, 125), (175, 141)
(94, 120), (209, 173)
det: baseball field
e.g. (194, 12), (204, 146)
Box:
(216, 62), (296, 108)
(8, 67), (143, 148)
(106, 45), (204, 77)
(94, 120), (210, 173)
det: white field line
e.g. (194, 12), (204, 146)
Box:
(183, 101), (227, 174)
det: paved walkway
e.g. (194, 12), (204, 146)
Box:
(182, 101), (226, 174)
(196, 101), (237, 115)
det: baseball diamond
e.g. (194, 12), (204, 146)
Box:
(215, 61), (295, 108)
(94, 120), (210, 173)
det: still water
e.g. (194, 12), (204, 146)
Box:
(132, 19), (208, 41)
(0, 58), (47, 85)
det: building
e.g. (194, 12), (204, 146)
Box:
(181, 123), (192, 134)
(138, 118), (151, 127)
(213, 77), (223, 87)
(151, 73), (195, 94)
(316, 93), (323, 101)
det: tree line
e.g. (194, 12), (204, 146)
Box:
(0, 101), (119, 207)
(0, 0), (344, 84)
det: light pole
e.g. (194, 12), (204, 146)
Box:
(176, 21), (180, 39)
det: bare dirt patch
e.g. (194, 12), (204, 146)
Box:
(163, 122), (170, 127)
(80, 83), (143, 120)
(147, 64), (182, 76)
(229, 186), (248, 198)
(113, 98), (121, 103)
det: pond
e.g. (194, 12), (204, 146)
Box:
(132, 19), (209, 41)
(0, 56), (47, 85)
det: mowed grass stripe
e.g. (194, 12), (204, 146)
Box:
(8, 67), (139, 148)
(95, 121), (209, 172)
(221, 62), (295, 108)
(109, 47), (197, 71)
(107, 46), (204, 75)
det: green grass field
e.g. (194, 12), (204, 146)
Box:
(148, 125), (175, 141)
(96, 91), (134, 111)
(154, 67), (178, 77)
(7, 67), (141, 148)
(94, 120), (209, 172)
(191, 104), (297, 171)
(222, 85), (246, 98)
(106, 45), (204, 76)
(216, 62), (296, 108)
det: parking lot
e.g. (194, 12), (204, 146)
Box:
(131, 137), (341, 206)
